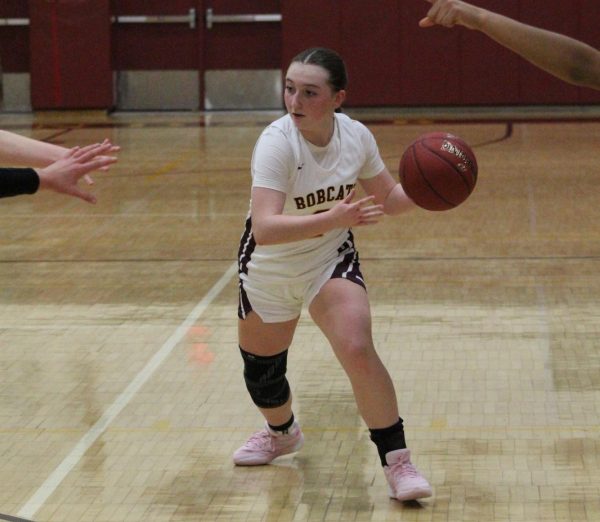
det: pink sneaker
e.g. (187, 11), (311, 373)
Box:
(384, 449), (433, 501)
(233, 422), (304, 466)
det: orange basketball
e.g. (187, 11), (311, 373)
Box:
(399, 132), (478, 211)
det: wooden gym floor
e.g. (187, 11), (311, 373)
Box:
(0, 108), (599, 522)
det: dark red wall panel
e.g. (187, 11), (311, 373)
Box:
(0, 28), (29, 73)
(0, 0), (27, 15)
(282, 0), (600, 107)
(29, 0), (112, 109)
(111, 0), (203, 70)
(112, 24), (201, 70)
(282, 0), (341, 68)
(207, 0), (279, 16)
(114, 0), (195, 15)
(6, 0), (600, 109)
(340, 1), (401, 106)
(578, 0), (600, 102)
(205, 0), (281, 69)
(0, 1), (29, 73)
(459, 1), (521, 105)
(204, 24), (280, 69)
(398, 1), (461, 106)
(283, 0), (401, 107)
(112, 0), (279, 71)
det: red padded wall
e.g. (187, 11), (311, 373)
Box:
(282, 0), (341, 65)
(0, 1), (29, 73)
(282, 0), (401, 107)
(9, 0), (600, 109)
(112, 0), (203, 71)
(204, 0), (281, 69)
(398, 1), (462, 106)
(579, 0), (600, 102)
(112, 0), (280, 71)
(340, 0), (401, 106)
(459, 1), (521, 105)
(29, 0), (112, 109)
(281, 0), (600, 107)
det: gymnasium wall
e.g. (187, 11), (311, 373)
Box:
(282, 0), (600, 107)
(28, 0), (112, 110)
(0, 0), (599, 110)
(0, 0), (30, 110)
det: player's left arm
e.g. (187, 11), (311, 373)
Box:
(359, 168), (416, 216)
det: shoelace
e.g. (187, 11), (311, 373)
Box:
(245, 430), (274, 449)
(391, 460), (419, 478)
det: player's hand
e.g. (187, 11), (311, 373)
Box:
(95, 138), (120, 172)
(36, 142), (118, 204)
(419, 0), (480, 30)
(328, 189), (384, 228)
(57, 138), (120, 174)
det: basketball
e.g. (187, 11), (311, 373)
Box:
(399, 132), (478, 211)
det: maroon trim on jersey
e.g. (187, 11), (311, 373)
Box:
(238, 280), (253, 320)
(238, 216), (256, 320)
(238, 216), (255, 276)
(331, 230), (366, 289)
(330, 249), (366, 289)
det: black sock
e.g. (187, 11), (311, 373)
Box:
(268, 413), (295, 434)
(369, 418), (406, 466)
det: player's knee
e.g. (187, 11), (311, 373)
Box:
(341, 336), (372, 358)
(337, 339), (374, 372)
(239, 346), (290, 408)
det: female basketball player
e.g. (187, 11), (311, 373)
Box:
(0, 130), (118, 202)
(234, 47), (432, 502)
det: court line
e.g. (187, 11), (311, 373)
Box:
(3, 424), (599, 436)
(0, 513), (36, 522)
(3, 255), (600, 265)
(17, 262), (238, 520)
(40, 127), (75, 144)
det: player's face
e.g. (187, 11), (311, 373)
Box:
(284, 62), (345, 143)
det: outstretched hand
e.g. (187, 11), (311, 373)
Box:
(328, 189), (384, 228)
(94, 139), (120, 172)
(419, 0), (480, 30)
(36, 141), (118, 204)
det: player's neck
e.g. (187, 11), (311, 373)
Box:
(300, 117), (335, 147)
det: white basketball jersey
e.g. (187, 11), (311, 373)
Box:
(239, 112), (385, 284)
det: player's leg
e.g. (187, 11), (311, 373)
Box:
(234, 298), (304, 465)
(238, 310), (298, 427)
(308, 278), (432, 501)
(308, 278), (398, 426)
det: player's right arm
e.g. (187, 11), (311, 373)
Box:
(1, 142), (117, 202)
(360, 168), (416, 217)
(251, 187), (382, 246)
(419, 0), (600, 90)
(0, 130), (120, 168)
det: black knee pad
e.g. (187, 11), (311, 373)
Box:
(239, 346), (291, 408)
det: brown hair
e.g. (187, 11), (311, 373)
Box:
(291, 47), (348, 93)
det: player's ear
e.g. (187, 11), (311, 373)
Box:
(334, 89), (346, 110)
